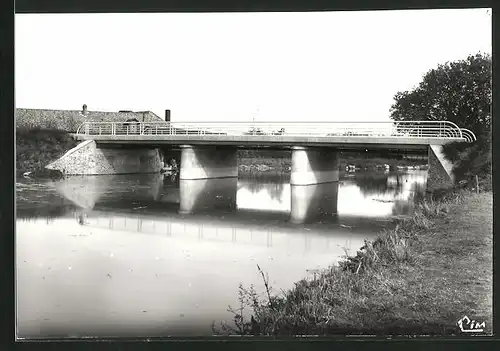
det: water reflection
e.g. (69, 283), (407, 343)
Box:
(354, 171), (427, 198)
(16, 170), (428, 337)
(16, 181), (78, 221)
(52, 175), (116, 209)
(290, 182), (339, 224)
(16, 214), (366, 338)
(18, 171), (427, 223)
(179, 178), (238, 214)
(238, 173), (287, 203)
(81, 212), (358, 254)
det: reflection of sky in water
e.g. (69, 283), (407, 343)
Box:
(237, 171), (427, 218)
(237, 186), (291, 212)
(337, 184), (394, 217)
(237, 183), (400, 218)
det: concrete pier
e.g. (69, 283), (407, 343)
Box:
(290, 146), (340, 186)
(179, 145), (238, 180)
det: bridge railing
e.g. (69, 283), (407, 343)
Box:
(75, 121), (476, 142)
(460, 128), (477, 143)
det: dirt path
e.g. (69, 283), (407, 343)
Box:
(410, 192), (493, 334)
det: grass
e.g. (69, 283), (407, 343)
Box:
(16, 128), (79, 176)
(213, 188), (492, 335)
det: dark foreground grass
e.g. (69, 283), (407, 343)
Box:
(16, 128), (79, 176)
(213, 189), (492, 336)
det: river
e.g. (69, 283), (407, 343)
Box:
(16, 170), (427, 338)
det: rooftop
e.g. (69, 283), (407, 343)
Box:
(16, 106), (166, 132)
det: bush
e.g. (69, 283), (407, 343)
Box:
(16, 128), (79, 175)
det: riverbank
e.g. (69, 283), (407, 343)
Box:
(16, 128), (79, 177)
(214, 189), (493, 335)
(238, 156), (427, 174)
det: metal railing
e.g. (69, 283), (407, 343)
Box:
(75, 121), (476, 142)
(460, 128), (477, 143)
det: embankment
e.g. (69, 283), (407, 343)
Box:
(237, 150), (427, 173)
(16, 128), (79, 177)
(215, 189), (493, 335)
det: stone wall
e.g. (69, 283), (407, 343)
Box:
(427, 144), (454, 191)
(46, 140), (162, 175)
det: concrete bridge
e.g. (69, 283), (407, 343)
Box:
(45, 121), (477, 190)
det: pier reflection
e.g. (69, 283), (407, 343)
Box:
(44, 170), (427, 225)
(50, 174), (342, 223)
(179, 178), (238, 214)
(290, 182), (339, 224)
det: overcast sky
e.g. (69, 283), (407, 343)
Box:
(15, 9), (491, 123)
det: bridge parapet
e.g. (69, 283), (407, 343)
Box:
(75, 121), (476, 142)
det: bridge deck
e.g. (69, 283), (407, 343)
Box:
(75, 121), (477, 150)
(77, 134), (464, 150)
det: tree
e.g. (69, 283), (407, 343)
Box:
(390, 53), (491, 136)
(389, 53), (492, 185)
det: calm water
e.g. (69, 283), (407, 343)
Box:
(16, 170), (427, 338)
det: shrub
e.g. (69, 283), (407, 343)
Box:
(16, 128), (79, 175)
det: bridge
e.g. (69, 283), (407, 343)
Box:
(73, 120), (476, 147)
(45, 121), (477, 191)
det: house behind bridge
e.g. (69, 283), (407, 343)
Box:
(16, 104), (170, 133)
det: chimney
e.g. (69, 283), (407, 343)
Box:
(82, 104), (88, 115)
(165, 110), (171, 122)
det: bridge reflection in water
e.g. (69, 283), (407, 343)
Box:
(178, 177), (339, 224)
(290, 183), (338, 224)
(179, 178), (238, 215)
(86, 212), (353, 255)
(53, 173), (341, 224)
(15, 170), (430, 337)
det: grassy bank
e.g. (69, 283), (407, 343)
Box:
(214, 189), (492, 335)
(16, 128), (79, 176)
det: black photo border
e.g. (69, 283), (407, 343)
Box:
(3, 0), (499, 350)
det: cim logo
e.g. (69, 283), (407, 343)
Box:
(457, 315), (486, 333)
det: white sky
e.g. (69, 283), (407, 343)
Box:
(15, 9), (491, 123)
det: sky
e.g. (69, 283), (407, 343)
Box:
(15, 9), (491, 123)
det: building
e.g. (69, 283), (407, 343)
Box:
(16, 105), (171, 133)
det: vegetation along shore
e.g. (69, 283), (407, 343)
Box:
(16, 128), (79, 178)
(213, 188), (492, 335)
(215, 53), (492, 336)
